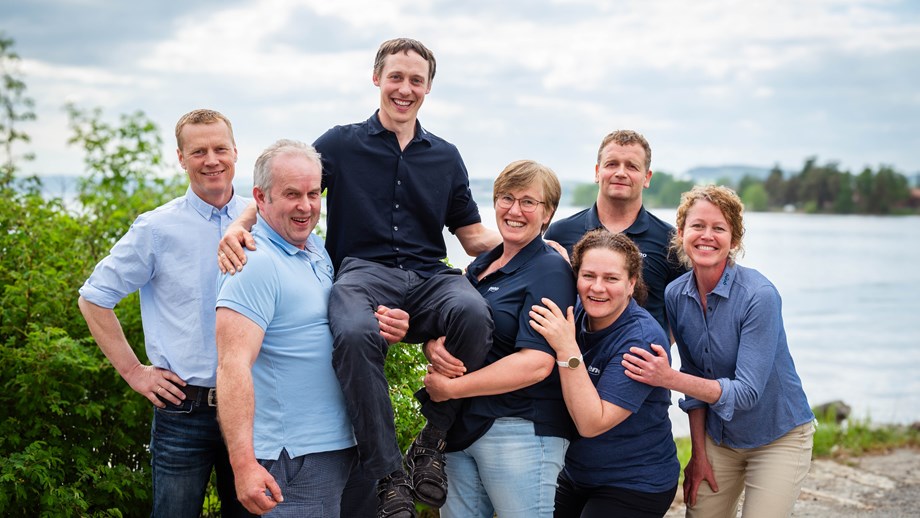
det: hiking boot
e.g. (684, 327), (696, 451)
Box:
(405, 427), (448, 508)
(376, 471), (416, 518)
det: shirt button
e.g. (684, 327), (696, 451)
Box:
(395, 203), (399, 209)
(397, 180), (402, 186)
(393, 226), (398, 231)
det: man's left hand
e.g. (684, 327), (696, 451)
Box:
(376, 305), (409, 345)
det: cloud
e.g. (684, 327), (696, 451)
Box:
(3, 0), (919, 180)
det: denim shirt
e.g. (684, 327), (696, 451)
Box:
(666, 263), (814, 448)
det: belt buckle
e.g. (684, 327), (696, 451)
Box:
(207, 388), (217, 407)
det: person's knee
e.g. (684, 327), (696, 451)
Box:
(331, 313), (386, 369)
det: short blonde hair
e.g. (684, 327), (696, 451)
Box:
(175, 109), (235, 149)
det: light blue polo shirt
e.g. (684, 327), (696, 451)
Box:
(216, 216), (355, 460)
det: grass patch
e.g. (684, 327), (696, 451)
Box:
(812, 405), (920, 458)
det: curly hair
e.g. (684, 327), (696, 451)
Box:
(571, 229), (647, 306)
(669, 185), (746, 269)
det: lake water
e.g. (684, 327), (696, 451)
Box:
(445, 207), (920, 436)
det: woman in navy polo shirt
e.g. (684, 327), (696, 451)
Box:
(423, 159), (576, 518)
(530, 229), (679, 517)
(622, 185), (814, 517)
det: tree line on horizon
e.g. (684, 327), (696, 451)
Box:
(570, 159), (918, 215)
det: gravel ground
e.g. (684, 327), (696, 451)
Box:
(665, 447), (920, 517)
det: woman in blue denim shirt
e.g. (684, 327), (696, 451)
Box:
(623, 185), (815, 518)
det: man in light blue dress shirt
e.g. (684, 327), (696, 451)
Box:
(215, 140), (406, 516)
(78, 109), (252, 517)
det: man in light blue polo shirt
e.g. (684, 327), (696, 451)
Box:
(215, 140), (407, 516)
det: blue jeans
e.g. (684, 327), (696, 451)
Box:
(257, 447), (357, 517)
(440, 417), (569, 518)
(150, 405), (251, 518)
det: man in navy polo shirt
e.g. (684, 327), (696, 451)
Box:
(544, 130), (685, 334)
(219, 38), (500, 518)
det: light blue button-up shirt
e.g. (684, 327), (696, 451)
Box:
(667, 263), (814, 448)
(79, 187), (251, 387)
(216, 216), (354, 460)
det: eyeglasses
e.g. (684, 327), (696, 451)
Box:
(495, 193), (545, 213)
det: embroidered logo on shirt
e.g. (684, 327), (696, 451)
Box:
(487, 286), (500, 293)
(588, 365), (601, 375)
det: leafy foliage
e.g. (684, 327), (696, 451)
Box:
(383, 342), (429, 452)
(0, 37), (185, 514)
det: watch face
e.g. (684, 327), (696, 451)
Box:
(568, 356), (581, 368)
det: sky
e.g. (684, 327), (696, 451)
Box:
(2, 0), (920, 184)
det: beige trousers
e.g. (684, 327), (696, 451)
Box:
(686, 421), (815, 518)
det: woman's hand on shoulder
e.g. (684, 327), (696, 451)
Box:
(622, 343), (673, 387)
(529, 298), (579, 357)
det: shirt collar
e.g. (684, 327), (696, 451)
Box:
(682, 263), (738, 299)
(185, 185), (237, 220)
(584, 203), (650, 235)
(368, 110), (431, 145)
(253, 213), (308, 256)
(469, 234), (546, 278)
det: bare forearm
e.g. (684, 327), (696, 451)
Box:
(446, 351), (552, 398)
(688, 407), (708, 453)
(668, 370), (722, 405)
(78, 296), (141, 378)
(455, 223), (501, 257)
(558, 368), (630, 437)
(216, 363), (257, 467)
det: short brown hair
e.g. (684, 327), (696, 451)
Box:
(670, 185), (746, 269)
(597, 130), (652, 171)
(571, 229), (648, 306)
(492, 159), (561, 233)
(175, 109), (235, 149)
(373, 38), (437, 85)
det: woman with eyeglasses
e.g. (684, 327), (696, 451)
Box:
(422, 160), (576, 518)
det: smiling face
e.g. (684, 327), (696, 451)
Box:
(679, 199), (735, 271)
(373, 49), (431, 131)
(177, 120), (237, 208)
(576, 247), (636, 331)
(494, 183), (550, 251)
(595, 142), (652, 205)
(253, 152), (323, 249)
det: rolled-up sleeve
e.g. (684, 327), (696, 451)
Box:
(79, 215), (155, 308)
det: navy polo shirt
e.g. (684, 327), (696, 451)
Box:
(544, 204), (686, 333)
(562, 299), (679, 492)
(313, 111), (481, 274)
(445, 236), (577, 452)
